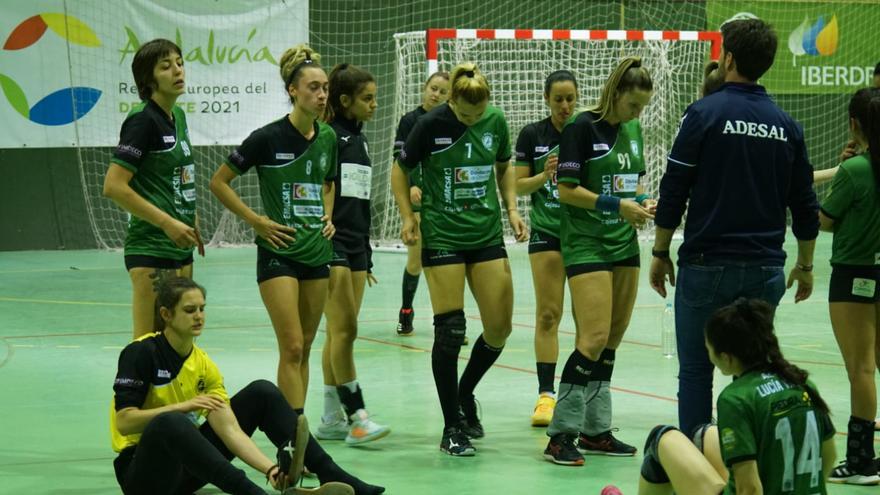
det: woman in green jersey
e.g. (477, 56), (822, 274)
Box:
(316, 64), (390, 445)
(391, 62), (528, 456)
(820, 87), (880, 485)
(395, 71), (450, 336)
(514, 70), (578, 427)
(103, 39), (202, 339)
(634, 298), (836, 495)
(210, 45), (336, 414)
(543, 57), (654, 465)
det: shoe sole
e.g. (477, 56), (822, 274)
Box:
(285, 415), (310, 488)
(345, 427), (391, 445)
(543, 453), (585, 466)
(577, 447), (637, 457)
(293, 481), (356, 494)
(828, 475), (880, 485)
(441, 447), (476, 456)
(314, 431), (348, 441)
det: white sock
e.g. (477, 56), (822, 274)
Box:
(322, 385), (342, 423)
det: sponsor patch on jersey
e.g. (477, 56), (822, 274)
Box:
(275, 152), (296, 160)
(182, 189), (196, 202)
(515, 151), (526, 160)
(630, 140), (640, 157)
(558, 161), (579, 171)
(181, 164), (195, 185)
(162, 135), (176, 144)
(293, 183), (322, 200)
(454, 165), (492, 184)
(454, 186), (487, 199)
(593, 143), (610, 151)
(434, 137), (452, 145)
(535, 146), (550, 153)
(720, 427), (736, 452)
(157, 369), (171, 378)
(293, 205), (324, 217)
(612, 174), (639, 193)
(180, 140), (191, 157)
(116, 144), (142, 159)
(481, 132), (494, 150)
(320, 153), (328, 172)
(340, 163), (372, 200)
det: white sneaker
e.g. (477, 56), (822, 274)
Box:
(345, 410), (391, 445)
(315, 413), (349, 440)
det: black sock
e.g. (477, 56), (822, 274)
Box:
(432, 310), (465, 428)
(458, 334), (504, 399)
(306, 437), (385, 495)
(536, 362), (556, 394)
(559, 348), (596, 387)
(401, 269), (420, 310)
(593, 348), (615, 382)
(337, 385), (366, 418)
(847, 416), (875, 468)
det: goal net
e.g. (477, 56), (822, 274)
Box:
(374, 29), (720, 245)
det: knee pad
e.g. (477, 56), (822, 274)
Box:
(641, 424), (678, 484)
(691, 421), (716, 454)
(434, 310), (466, 355)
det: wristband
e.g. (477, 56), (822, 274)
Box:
(595, 194), (621, 213)
(652, 249), (670, 259)
(265, 464), (279, 483)
(635, 193), (650, 204)
(795, 263), (813, 272)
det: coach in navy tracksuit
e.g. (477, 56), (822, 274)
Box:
(649, 18), (819, 435)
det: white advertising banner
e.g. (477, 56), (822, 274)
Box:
(0, 0), (308, 147)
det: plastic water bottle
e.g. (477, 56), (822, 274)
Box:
(661, 302), (676, 358)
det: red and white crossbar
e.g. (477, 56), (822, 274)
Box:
(425, 28), (722, 75)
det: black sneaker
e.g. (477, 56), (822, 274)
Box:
(544, 433), (585, 466)
(397, 308), (414, 336)
(829, 461), (880, 485)
(577, 430), (637, 456)
(458, 395), (484, 439)
(440, 426), (476, 456)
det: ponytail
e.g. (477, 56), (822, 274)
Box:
(449, 62), (490, 105)
(323, 63), (375, 123)
(706, 298), (829, 414)
(847, 88), (880, 189)
(590, 56), (652, 122)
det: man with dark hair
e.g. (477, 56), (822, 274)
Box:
(648, 18), (819, 435)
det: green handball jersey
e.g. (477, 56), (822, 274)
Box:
(111, 100), (196, 261)
(718, 370), (835, 495)
(556, 111), (645, 265)
(820, 153), (880, 266)
(228, 117), (337, 267)
(398, 103), (511, 250)
(515, 117), (561, 237)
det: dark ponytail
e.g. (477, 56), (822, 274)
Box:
(847, 87), (880, 189)
(705, 298), (829, 415)
(323, 63), (375, 123)
(153, 277), (206, 333)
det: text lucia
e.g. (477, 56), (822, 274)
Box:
(118, 27), (277, 66)
(722, 120), (788, 142)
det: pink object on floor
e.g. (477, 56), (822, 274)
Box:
(601, 486), (623, 495)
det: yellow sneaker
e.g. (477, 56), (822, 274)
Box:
(530, 394), (556, 427)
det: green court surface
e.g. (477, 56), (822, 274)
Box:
(0, 236), (871, 494)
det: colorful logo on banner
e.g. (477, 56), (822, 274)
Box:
(1, 13), (102, 125)
(788, 15), (839, 59)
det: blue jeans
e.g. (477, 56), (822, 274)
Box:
(675, 261), (786, 435)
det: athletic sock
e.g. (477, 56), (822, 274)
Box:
(401, 269), (420, 310)
(322, 385), (343, 423)
(847, 416), (875, 469)
(337, 381), (366, 419)
(583, 348), (615, 435)
(458, 334), (504, 399)
(548, 349), (597, 437)
(559, 348), (597, 387)
(536, 362), (557, 395)
(432, 310), (465, 428)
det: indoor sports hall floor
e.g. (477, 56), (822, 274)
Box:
(0, 236), (871, 494)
